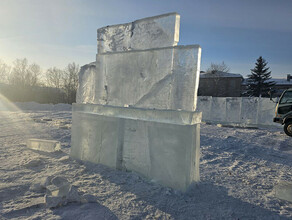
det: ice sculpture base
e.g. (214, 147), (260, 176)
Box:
(71, 103), (201, 191)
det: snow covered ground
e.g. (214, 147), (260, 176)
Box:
(0, 102), (292, 219)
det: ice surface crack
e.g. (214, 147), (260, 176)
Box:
(135, 74), (172, 106)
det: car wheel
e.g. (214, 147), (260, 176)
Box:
(284, 121), (292, 137)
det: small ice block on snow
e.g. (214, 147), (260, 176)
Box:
(27, 139), (61, 152)
(274, 181), (292, 202)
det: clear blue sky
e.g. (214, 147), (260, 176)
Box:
(0, 0), (291, 77)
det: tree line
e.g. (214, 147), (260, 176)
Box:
(0, 56), (276, 103)
(0, 58), (79, 104)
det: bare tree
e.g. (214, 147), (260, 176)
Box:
(27, 63), (42, 86)
(63, 62), (79, 103)
(44, 62), (80, 103)
(9, 58), (42, 86)
(8, 58), (27, 85)
(46, 67), (64, 88)
(0, 59), (10, 83)
(206, 61), (230, 74)
(204, 61), (231, 97)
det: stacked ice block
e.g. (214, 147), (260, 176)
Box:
(71, 13), (202, 191)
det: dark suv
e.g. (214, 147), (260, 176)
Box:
(273, 88), (292, 136)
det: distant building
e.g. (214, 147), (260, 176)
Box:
(199, 71), (292, 98)
(198, 71), (243, 97)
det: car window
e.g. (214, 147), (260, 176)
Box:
(280, 91), (292, 104)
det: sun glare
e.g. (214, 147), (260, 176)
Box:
(0, 93), (20, 112)
(0, 93), (44, 139)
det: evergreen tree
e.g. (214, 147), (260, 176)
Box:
(246, 56), (275, 97)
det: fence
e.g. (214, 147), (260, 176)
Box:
(197, 96), (278, 127)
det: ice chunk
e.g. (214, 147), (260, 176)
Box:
(44, 195), (63, 208)
(274, 181), (292, 202)
(66, 185), (81, 203)
(44, 176), (81, 208)
(58, 155), (70, 162)
(23, 159), (43, 168)
(26, 139), (61, 152)
(29, 176), (53, 192)
(46, 176), (70, 197)
(82, 194), (97, 203)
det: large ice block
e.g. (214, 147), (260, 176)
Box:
(70, 112), (121, 169)
(71, 104), (201, 191)
(196, 96), (212, 121)
(258, 98), (276, 126)
(210, 97), (226, 122)
(226, 97), (242, 123)
(241, 97), (259, 125)
(77, 45), (201, 111)
(97, 13), (180, 53)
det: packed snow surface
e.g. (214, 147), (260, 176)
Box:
(0, 103), (292, 219)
